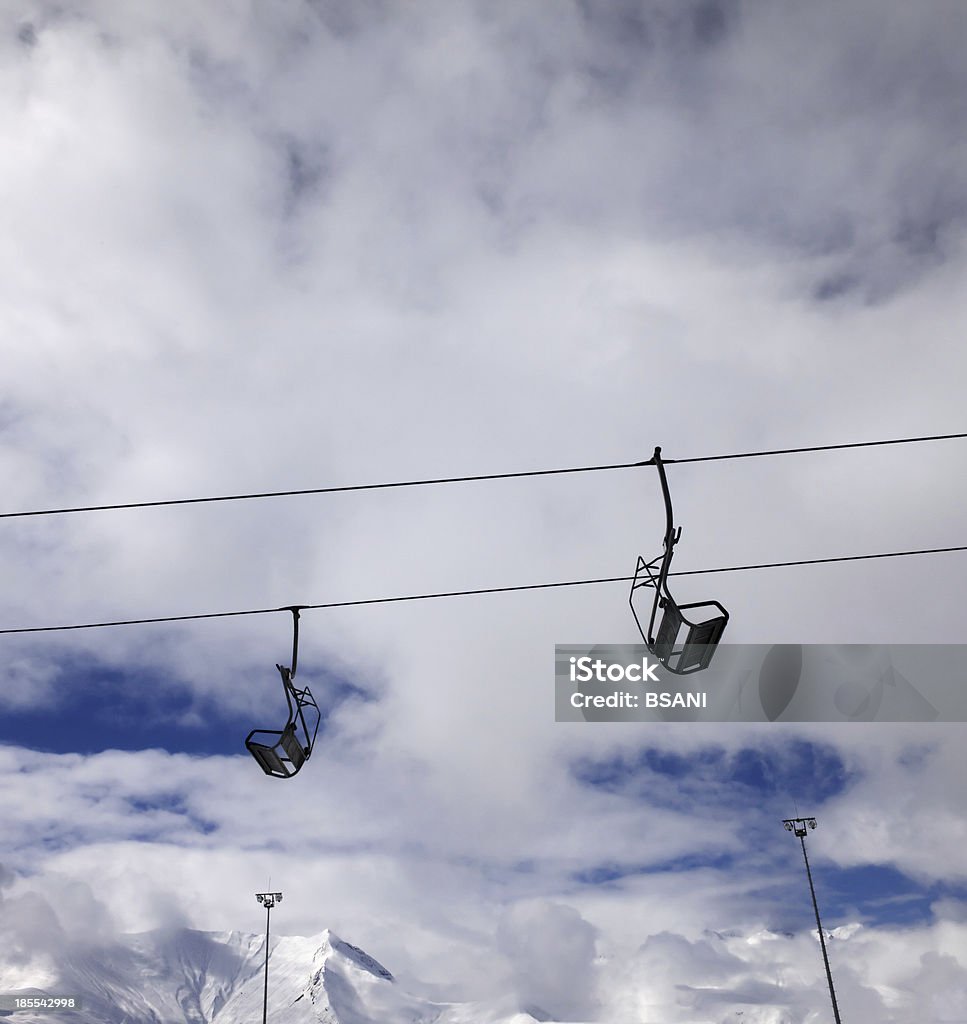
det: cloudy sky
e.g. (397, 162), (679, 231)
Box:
(2, 1), (967, 1020)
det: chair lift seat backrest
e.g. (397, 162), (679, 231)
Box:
(653, 601), (683, 664)
(650, 598), (728, 674)
(683, 610), (728, 649)
(279, 724), (307, 771)
(674, 602), (729, 673)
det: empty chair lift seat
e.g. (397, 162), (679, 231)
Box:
(650, 591), (729, 674)
(628, 447), (729, 675)
(245, 608), (321, 778)
(247, 722), (310, 778)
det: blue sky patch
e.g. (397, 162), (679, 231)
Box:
(0, 651), (370, 758)
(571, 739), (854, 809)
(573, 849), (735, 887)
(814, 863), (967, 929)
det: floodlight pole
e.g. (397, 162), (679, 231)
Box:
(255, 891), (283, 1024)
(783, 818), (842, 1024)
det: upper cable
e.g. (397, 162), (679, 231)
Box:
(1, 431), (965, 520)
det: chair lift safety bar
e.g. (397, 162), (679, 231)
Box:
(629, 447), (729, 674)
(246, 607), (322, 778)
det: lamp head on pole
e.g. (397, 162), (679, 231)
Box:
(256, 892), (283, 908)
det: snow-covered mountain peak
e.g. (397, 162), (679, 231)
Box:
(1, 925), (401, 1024)
(0, 925), (568, 1024)
(309, 930), (394, 982)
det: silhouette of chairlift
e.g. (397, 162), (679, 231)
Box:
(246, 607), (321, 778)
(629, 447), (729, 674)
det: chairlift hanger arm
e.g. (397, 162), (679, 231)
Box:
(275, 607), (303, 724)
(279, 606), (303, 678)
(652, 448), (681, 595)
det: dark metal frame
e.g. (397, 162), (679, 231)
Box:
(246, 608), (321, 778)
(629, 446), (729, 674)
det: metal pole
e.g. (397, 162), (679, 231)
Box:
(799, 834), (842, 1024)
(262, 901), (271, 1024)
(255, 892), (282, 1024)
(783, 819), (842, 1024)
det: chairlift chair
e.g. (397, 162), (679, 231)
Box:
(246, 607), (321, 778)
(629, 447), (729, 674)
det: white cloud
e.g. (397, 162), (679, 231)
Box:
(496, 900), (598, 1020)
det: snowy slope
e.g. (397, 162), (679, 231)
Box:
(0, 927), (546, 1024)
